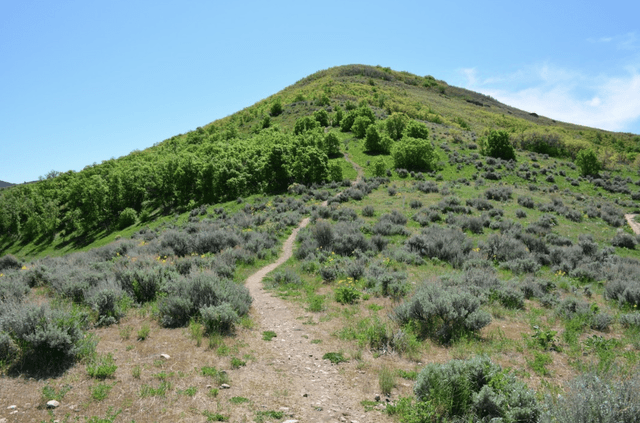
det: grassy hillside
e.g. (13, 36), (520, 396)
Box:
(2, 64), (640, 422)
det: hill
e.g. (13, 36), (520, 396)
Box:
(0, 180), (14, 189)
(1, 64), (640, 422)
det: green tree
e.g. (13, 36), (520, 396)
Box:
(576, 148), (601, 176)
(352, 116), (372, 139)
(392, 137), (437, 171)
(373, 157), (387, 177)
(323, 132), (341, 156)
(314, 109), (329, 127)
(403, 120), (429, 140)
(483, 130), (516, 160)
(294, 116), (319, 135)
(270, 99), (283, 117)
(364, 125), (382, 152)
(386, 112), (408, 141)
(329, 162), (343, 182)
(333, 106), (343, 127)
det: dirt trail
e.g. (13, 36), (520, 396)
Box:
(343, 152), (364, 182)
(237, 154), (388, 422)
(625, 214), (640, 235)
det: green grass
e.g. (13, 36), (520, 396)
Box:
(323, 352), (348, 364)
(90, 383), (114, 401)
(229, 396), (249, 404)
(86, 353), (117, 379)
(262, 330), (277, 341)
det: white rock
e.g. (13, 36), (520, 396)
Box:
(220, 383), (231, 389)
(160, 353), (170, 359)
(0, 418), (8, 423)
(283, 420), (299, 423)
(7, 405), (16, 409)
(46, 400), (60, 409)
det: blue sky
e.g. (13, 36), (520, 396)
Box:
(2, 0), (639, 183)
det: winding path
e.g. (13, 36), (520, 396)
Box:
(236, 152), (386, 422)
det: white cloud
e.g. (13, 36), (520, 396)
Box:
(461, 68), (477, 86)
(464, 63), (640, 133)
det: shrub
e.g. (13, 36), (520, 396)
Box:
(485, 186), (512, 201)
(483, 130), (516, 161)
(392, 137), (438, 171)
(159, 272), (251, 328)
(312, 220), (334, 249)
(0, 302), (92, 371)
(118, 208), (137, 229)
(480, 234), (528, 263)
(500, 258), (540, 275)
(518, 196), (535, 209)
(0, 331), (19, 363)
(332, 222), (370, 256)
(409, 199), (422, 209)
(0, 254), (22, 272)
(414, 356), (539, 422)
(576, 148), (601, 176)
(612, 232), (638, 249)
(605, 279), (640, 308)
(406, 226), (472, 268)
(200, 303), (239, 334)
(85, 280), (127, 326)
(395, 284), (491, 342)
(620, 313), (640, 328)
(415, 180), (439, 193)
(362, 205), (375, 217)
(543, 370), (640, 422)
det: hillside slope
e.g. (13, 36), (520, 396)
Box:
(3, 64), (640, 422)
(1, 64), (638, 257)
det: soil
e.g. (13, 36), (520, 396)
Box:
(625, 214), (640, 235)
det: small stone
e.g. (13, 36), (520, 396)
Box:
(374, 394), (380, 402)
(279, 407), (290, 411)
(206, 384), (212, 389)
(283, 421), (299, 423)
(7, 405), (16, 409)
(160, 353), (170, 359)
(46, 400), (60, 409)
(220, 384), (231, 389)
(0, 418), (7, 423)
(302, 393), (308, 397)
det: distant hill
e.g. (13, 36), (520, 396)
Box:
(0, 180), (14, 189)
(1, 64), (639, 244)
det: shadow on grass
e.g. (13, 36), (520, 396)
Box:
(6, 350), (77, 379)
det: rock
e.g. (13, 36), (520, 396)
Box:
(7, 405), (16, 410)
(0, 418), (7, 423)
(220, 384), (230, 389)
(302, 393), (308, 397)
(283, 421), (299, 423)
(374, 395), (380, 402)
(159, 353), (170, 359)
(206, 384), (212, 389)
(46, 400), (60, 409)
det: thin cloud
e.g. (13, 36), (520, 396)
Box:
(463, 63), (640, 133)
